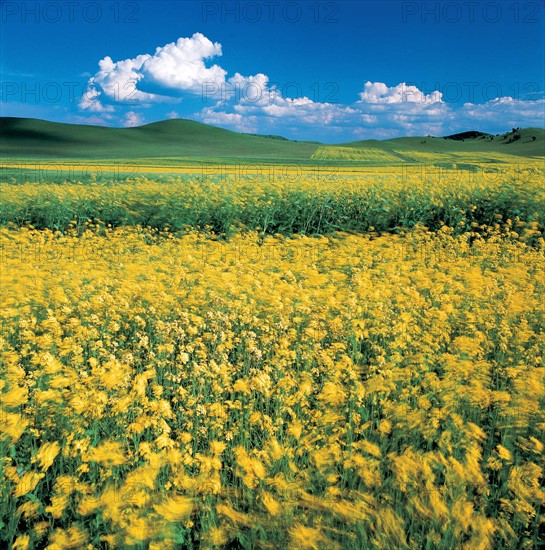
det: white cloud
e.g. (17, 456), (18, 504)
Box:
(84, 54), (159, 106)
(80, 33), (227, 112)
(123, 111), (145, 127)
(79, 86), (114, 113)
(359, 81), (443, 104)
(199, 78), (448, 137)
(460, 97), (545, 124)
(70, 114), (112, 126)
(79, 35), (544, 140)
(143, 33), (226, 94)
(199, 107), (258, 133)
(225, 72), (274, 105)
(200, 83), (544, 140)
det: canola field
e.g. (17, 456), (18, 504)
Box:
(311, 146), (402, 163)
(1, 166), (544, 549)
(0, 164), (543, 235)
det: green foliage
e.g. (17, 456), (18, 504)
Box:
(0, 167), (543, 239)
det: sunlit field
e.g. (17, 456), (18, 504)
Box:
(1, 165), (543, 235)
(1, 165), (544, 548)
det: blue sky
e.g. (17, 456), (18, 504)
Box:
(1, 0), (544, 141)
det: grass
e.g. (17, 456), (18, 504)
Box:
(0, 118), (320, 160)
(1, 118), (544, 162)
(340, 128), (545, 160)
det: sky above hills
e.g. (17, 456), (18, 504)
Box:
(1, 0), (544, 141)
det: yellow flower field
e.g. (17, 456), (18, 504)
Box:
(1, 221), (544, 548)
(1, 165), (544, 238)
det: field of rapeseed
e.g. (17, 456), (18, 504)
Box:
(1, 168), (544, 549)
(0, 165), (543, 237)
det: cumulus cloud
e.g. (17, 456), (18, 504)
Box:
(79, 35), (544, 139)
(359, 81), (443, 104)
(70, 114), (112, 126)
(199, 107), (258, 133)
(123, 111), (145, 127)
(85, 54), (159, 109)
(144, 34), (226, 93)
(79, 86), (115, 113)
(204, 80), (446, 136)
(80, 33), (227, 111)
(203, 83), (543, 140)
(460, 96), (545, 123)
(225, 72), (274, 105)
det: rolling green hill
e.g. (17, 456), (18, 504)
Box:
(0, 117), (320, 161)
(337, 127), (545, 162)
(0, 117), (543, 163)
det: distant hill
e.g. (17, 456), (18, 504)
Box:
(0, 117), (543, 161)
(337, 127), (545, 161)
(0, 117), (320, 160)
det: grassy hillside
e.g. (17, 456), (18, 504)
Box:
(1, 117), (543, 163)
(0, 117), (320, 160)
(338, 127), (545, 161)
